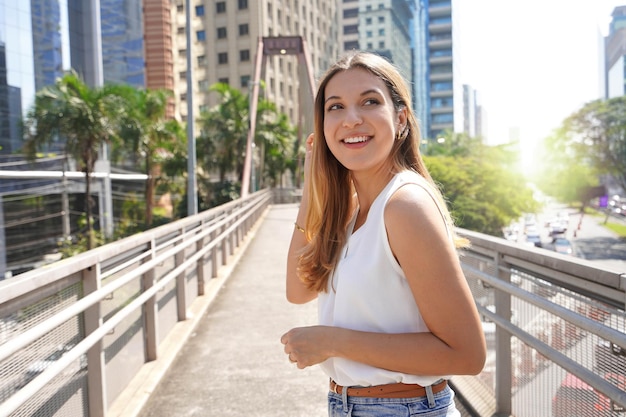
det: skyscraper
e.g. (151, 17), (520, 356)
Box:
(418, 0), (460, 140)
(605, 5), (626, 98)
(100, 0), (145, 86)
(0, 0), (37, 154)
(31, 0), (65, 91)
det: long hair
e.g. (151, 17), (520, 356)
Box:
(298, 51), (464, 293)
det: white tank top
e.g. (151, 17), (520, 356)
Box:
(318, 171), (451, 387)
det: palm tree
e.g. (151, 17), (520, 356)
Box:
(23, 71), (126, 249)
(114, 87), (185, 227)
(197, 83), (249, 183)
(256, 107), (297, 188)
(197, 82), (296, 202)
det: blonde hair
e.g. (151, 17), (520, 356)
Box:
(298, 51), (464, 293)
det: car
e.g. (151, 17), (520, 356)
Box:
(548, 220), (568, 236)
(553, 237), (573, 255)
(552, 372), (625, 417)
(525, 231), (542, 247)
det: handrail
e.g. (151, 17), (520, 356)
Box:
(0, 189), (272, 416)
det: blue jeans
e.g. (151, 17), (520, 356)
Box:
(328, 385), (460, 417)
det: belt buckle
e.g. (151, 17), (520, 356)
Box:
(331, 381), (339, 394)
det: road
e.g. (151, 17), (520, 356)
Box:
(509, 204), (626, 273)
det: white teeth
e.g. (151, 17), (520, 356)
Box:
(343, 136), (369, 144)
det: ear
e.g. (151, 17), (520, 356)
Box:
(396, 107), (408, 131)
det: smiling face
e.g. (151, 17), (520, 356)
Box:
(322, 67), (406, 176)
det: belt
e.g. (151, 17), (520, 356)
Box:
(329, 379), (448, 399)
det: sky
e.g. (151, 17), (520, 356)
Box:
(457, 0), (625, 165)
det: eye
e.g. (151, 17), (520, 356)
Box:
(326, 103), (343, 112)
(363, 98), (380, 106)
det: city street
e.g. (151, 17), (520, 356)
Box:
(508, 204), (626, 273)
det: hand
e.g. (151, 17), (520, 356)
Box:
(280, 325), (332, 369)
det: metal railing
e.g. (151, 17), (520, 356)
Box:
(454, 228), (626, 417)
(0, 189), (272, 417)
(0, 190), (624, 417)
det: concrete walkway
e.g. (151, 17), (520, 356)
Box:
(137, 204), (328, 417)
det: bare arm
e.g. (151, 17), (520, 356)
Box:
(285, 134), (318, 304)
(282, 184), (486, 375)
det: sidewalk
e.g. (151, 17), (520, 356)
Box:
(137, 204), (328, 417)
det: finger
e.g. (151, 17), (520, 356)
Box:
(306, 133), (314, 149)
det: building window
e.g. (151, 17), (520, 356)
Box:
(218, 52), (228, 64)
(366, 31), (372, 38)
(217, 27), (227, 38)
(378, 41), (385, 48)
(432, 113), (453, 124)
(378, 28), (385, 36)
(179, 48), (186, 56)
(177, 27), (185, 34)
(195, 5), (204, 16)
(196, 30), (206, 41)
(365, 17), (372, 25)
(343, 8), (357, 18)
(218, 77), (229, 84)
(344, 25), (358, 35)
(239, 23), (249, 36)
(344, 40), (359, 50)
(238, 0), (248, 9)
(216, 2), (226, 13)
(241, 75), (251, 88)
(240, 49), (250, 62)
(378, 16), (385, 23)
(176, 4), (183, 12)
(431, 81), (453, 91)
(199, 79), (209, 90)
(197, 55), (207, 66)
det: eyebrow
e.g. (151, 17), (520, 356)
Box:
(324, 89), (383, 104)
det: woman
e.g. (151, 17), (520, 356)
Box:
(281, 51), (486, 416)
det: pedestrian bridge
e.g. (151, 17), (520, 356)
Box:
(0, 189), (625, 417)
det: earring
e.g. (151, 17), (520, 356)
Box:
(396, 126), (408, 141)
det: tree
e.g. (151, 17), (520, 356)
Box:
(113, 87), (185, 227)
(256, 107), (297, 188)
(532, 96), (626, 203)
(196, 83), (296, 204)
(423, 132), (539, 236)
(531, 126), (601, 205)
(23, 71), (126, 249)
(197, 83), (249, 183)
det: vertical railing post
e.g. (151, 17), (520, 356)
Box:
(494, 251), (513, 416)
(211, 229), (218, 278)
(196, 234), (205, 296)
(221, 224), (228, 265)
(142, 239), (158, 361)
(83, 263), (107, 417)
(176, 231), (187, 321)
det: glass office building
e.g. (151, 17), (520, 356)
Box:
(100, 0), (144, 86)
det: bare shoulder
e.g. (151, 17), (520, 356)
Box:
(385, 182), (445, 231)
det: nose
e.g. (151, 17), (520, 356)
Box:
(342, 107), (362, 128)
